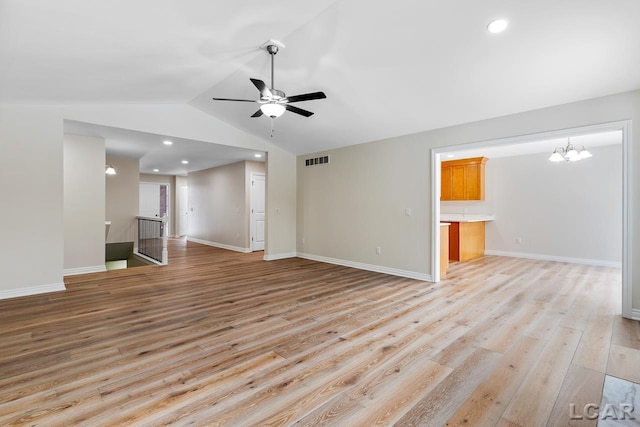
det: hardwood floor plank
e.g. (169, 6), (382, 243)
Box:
(393, 347), (503, 426)
(572, 314), (614, 373)
(446, 335), (546, 426)
(502, 326), (583, 426)
(606, 343), (640, 383)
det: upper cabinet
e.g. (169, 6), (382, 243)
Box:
(441, 157), (488, 201)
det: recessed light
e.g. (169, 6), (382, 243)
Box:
(153, 169), (159, 172)
(487, 19), (508, 34)
(254, 153), (263, 158)
(163, 140), (173, 146)
(446, 154), (455, 158)
(181, 160), (189, 164)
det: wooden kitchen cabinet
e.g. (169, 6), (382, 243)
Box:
(447, 221), (486, 262)
(441, 157), (487, 201)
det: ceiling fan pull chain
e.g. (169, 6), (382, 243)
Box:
(270, 117), (275, 138)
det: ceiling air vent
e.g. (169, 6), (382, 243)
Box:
(305, 155), (330, 167)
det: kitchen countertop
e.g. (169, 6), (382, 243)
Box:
(440, 214), (495, 223)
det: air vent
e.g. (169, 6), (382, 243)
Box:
(305, 155), (330, 167)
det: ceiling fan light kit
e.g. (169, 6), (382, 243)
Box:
(212, 39), (327, 132)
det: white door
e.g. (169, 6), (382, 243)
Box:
(250, 173), (266, 251)
(178, 185), (188, 236)
(139, 183), (161, 218)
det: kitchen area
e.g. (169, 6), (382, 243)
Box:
(440, 156), (494, 277)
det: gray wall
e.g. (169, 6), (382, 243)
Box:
(63, 134), (106, 274)
(106, 155), (139, 244)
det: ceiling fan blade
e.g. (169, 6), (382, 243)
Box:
(251, 109), (264, 118)
(286, 91), (327, 103)
(285, 104), (314, 117)
(250, 78), (272, 98)
(212, 97), (257, 102)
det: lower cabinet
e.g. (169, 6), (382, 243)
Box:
(440, 224), (450, 277)
(448, 221), (486, 262)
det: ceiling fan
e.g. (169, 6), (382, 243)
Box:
(212, 41), (326, 119)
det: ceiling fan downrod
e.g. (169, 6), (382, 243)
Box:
(266, 44), (278, 90)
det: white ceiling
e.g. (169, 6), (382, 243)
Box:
(2, 0), (639, 161)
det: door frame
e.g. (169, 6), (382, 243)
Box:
(430, 120), (633, 320)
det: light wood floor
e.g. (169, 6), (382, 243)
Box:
(0, 239), (638, 426)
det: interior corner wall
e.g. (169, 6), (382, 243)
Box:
(106, 155), (139, 244)
(63, 134), (106, 274)
(0, 107), (65, 297)
(188, 161), (248, 251)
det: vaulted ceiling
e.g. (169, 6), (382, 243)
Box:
(2, 0), (639, 157)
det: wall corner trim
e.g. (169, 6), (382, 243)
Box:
(297, 252), (431, 282)
(263, 252), (297, 261)
(0, 283), (66, 300)
(187, 238), (251, 253)
(63, 265), (107, 276)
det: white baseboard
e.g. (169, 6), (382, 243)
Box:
(297, 252), (431, 282)
(263, 252), (297, 261)
(63, 265), (107, 276)
(631, 309), (640, 322)
(187, 237), (251, 254)
(484, 250), (622, 268)
(0, 282), (66, 300)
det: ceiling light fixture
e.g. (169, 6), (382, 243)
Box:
(181, 160), (189, 164)
(105, 165), (116, 175)
(260, 102), (286, 118)
(549, 138), (592, 162)
(254, 153), (263, 158)
(163, 140), (173, 145)
(153, 169), (160, 172)
(487, 19), (508, 33)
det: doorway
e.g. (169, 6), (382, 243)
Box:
(430, 120), (633, 319)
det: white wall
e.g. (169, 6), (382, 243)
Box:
(443, 145), (622, 265)
(63, 134), (106, 274)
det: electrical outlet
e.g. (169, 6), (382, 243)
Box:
(516, 237), (522, 244)
(375, 246), (382, 255)
(405, 208), (412, 217)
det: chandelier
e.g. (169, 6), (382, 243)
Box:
(549, 138), (592, 162)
